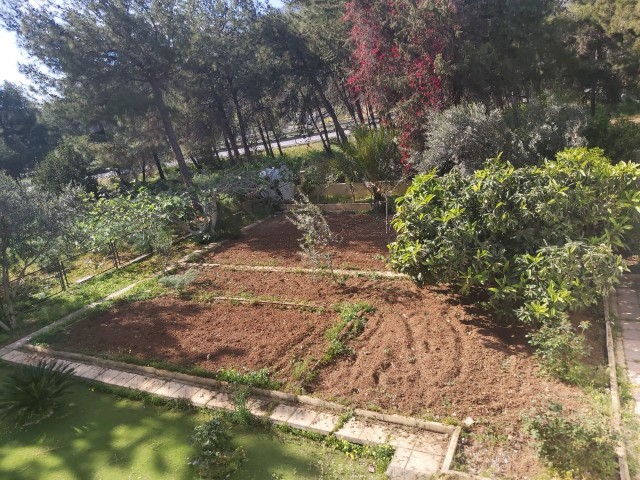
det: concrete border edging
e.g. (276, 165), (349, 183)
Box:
(19, 344), (457, 437)
(604, 292), (631, 480)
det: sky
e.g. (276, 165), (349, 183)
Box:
(0, 0), (284, 87)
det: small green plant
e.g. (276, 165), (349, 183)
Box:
(158, 268), (198, 291)
(321, 303), (375, 365)
(189, 416), (245, 479)
(524, 403), (617, 479)
(0, 360), (75, 425)
(215, 367), (280, 390)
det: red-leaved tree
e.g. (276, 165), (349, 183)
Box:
(345, 0), (456, 150)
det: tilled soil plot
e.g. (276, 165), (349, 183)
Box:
(203, 213), (395, 270)
(53, 299), (333, 377)
(48, 212), (606, 479)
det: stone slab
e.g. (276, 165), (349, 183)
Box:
(138, 377), (168, 394)
(154, 381), (186, 398)
(122, 374), (153, 390)
(307, 412), (340, 434)
(191, 389), (216, 407)
(405, 450), (441, 475)
(75, 365), (107, 380)
(1, 350), (26, 363)
(175, 384), (204, 400)
(358, 423), (392, 445)
(286, 407), (319, 430)
(94, 369), (124, 384)
(413, 433), (445, 456)
(269, 404), (298, 425)
(388, 431), (418, 450)
(386, 447), (411, 475)
(247, 398), (272, 417)
(335, 418), (367, 443)
(109, 371), (140, 387)
(206, 392), (234, 411)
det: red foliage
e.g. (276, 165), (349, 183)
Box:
(345, 0), (455, 150)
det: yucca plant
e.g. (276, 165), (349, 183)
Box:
(335, 126), (404, 206)
(0, 359), (75, 425)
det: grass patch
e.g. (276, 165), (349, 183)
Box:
(0, 363), (384, 479)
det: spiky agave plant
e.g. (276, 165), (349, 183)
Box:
(0, 359), (75, 425)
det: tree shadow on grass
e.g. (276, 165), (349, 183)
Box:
(0, 383), (200, 480)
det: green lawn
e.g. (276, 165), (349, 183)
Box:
(0, 365), (381, 479)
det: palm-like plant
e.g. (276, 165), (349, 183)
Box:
(335, 126), (404, 205)
(0, 359), (75, 425)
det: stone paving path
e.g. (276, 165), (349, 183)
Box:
(0, 342), (459, 479)
(615, 275), (640, 416)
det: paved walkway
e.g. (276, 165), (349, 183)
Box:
(0, 334), (460, 479)
(615, 275), (640, 416)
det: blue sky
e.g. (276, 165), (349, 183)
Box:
(0, 0), (284, 87)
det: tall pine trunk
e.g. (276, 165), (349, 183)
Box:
(308, 74), (348, 144)
(151, 82), (193, 189)
(152, 151), (166, 180)
(229, 86), (252, 161)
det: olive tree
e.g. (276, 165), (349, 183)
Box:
(0, 173), (72, 331)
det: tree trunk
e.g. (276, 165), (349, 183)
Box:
(307, 105), (330, 152)
(222, 132), (237, 166)
(211, 142), (222, 167)
(229, 86), (252, 161)
(316, 103), (332, 153)
(152, 151), (166, 180)
(366, 102), (377, 129)
(257, 122), (273, 158)
(308, 74), (348, 143)
(271, 126), (284, 156)
(331, 72), (357, 124)
(141, 156), (146, 183)
(263, 124), (275, 158)
(1, 245), (16, 329)
(151, 82), (193, 189)
(189, 154), (202, 171)
(591, 47), (599, 117)
(355, 99), (366, 125)
(214, 94), (243, 165)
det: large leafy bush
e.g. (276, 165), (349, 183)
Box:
(390, 148), (640, 376)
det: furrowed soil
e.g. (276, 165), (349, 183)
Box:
(48, 213), (605, 479)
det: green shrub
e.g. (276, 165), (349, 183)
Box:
(414, 103), (513, 174)
(158, 268), (198, 290)
(390, 147), (640, 374)
(586, 113), (640, 163)
(288, 195), (337, 272)
(189, 416), (245, 479)
(0, 360), (75, 425)
(524, 403), (617, 479)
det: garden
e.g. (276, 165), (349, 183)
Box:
(1, 0), (640, 478)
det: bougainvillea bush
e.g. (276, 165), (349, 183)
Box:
(390, 147), (640, 377)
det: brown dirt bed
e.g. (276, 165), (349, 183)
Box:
(47, 264), (604, 479)
(44, 215), (609, 479)
(203, 213), (395, 271)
